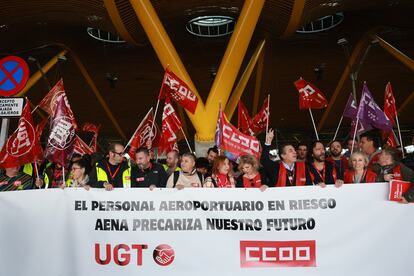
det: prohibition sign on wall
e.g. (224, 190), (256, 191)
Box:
(0, 56), (30, 97)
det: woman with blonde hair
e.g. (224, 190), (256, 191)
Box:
(236, 154), (268, 190)
(343, 151), (377, 184)
(203, 155), (235, 188)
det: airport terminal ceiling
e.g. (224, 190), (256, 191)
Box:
(1, 0), (414, 145)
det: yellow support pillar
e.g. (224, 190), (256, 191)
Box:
(375, 35), (414, 71)
(17, 50), (68, 97)
(205, 0), (265, 138)
(252, 44), (266, 115)
(129, 0), (205, 132)
(225, 39), (266, 119)
(282, 0), (306, 37)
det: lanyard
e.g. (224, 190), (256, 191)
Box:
(353, 170), (366, 183)
(106, 162), (121, 182)
(312, 163), (326, 183)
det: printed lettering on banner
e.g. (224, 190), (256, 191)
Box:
(6, 118), (35, 156)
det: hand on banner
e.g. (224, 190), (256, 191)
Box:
(103, 182), (114, 191)
(35, 178), (43, 188)
(149, 184), (157, 191)
(265, 129), (274, 145)
(60, 183), (66, 189)
(335, 179), (344, 188)
(318, 182), (327, 188)
(260, 185), (268, 192)
(176, 183), (185, 190)
(83, 185), (91, 191)
(384, 174), (394, 181)
(400, 197), (409, 204)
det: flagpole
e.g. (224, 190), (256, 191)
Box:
(351, 116), (360, 154)
(308, 109), (319, 140)
(266, 94), (270, 134)
(31, 105), (39, 114)
(332, 115), (344, 141)
(395, 113), (405, 158)
(125, 108), (153, 150)
(180, 127), (193, 153)
(62, 167), (65, 188)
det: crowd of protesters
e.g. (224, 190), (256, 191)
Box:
(1, 129), (413, 203)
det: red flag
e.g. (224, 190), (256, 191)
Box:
(159, 98), (184, 154)
(38, 78), (77, 128)
(73, 135), (94, 156)
(82, 122), (100, 134)
(384, 82), (397, 126)
(384, 131), (399, 148)
(128, 108), (160, 157)
(33, 116), (49, 161)
(251, 96), (270, 135)
(218, 109), (261, 162)
(293, 78), (328, 109)
(237, 101), (254, 135)
(159, 70), (199, 114)
(82, 122), (100, 152)
(44, 96), (77, 167)
(0, 100), (43, 168)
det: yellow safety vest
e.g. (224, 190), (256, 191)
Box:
(96, 163), (131, 188)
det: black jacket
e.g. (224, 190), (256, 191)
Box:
(131, 162), (167, 188)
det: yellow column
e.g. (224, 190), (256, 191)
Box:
(225, 39), (266, 119)
(252, 45), (266, 115)
(204, 0), (265, 139)
(282, 0), (306, 37)
(17, 50), (67, 96)
(129, 0), (205, 132)
(375, 35), (414, 71)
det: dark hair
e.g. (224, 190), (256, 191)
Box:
(181, 152), (196, 162)
(381, 147), (400, 162)
(72, 158), (91, 175)
(360, 131), (380, 149)
(195, 157), (209, 169)
(136, 147), (149, 156)
(207, 146), (219, 155)
(296, 142), (308, 149)
(328, 140), (342, 149)
(307, 141), (324, 161)
(108, 142), (124, 153)
(278, 143), (295, 159)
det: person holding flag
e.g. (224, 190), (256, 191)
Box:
(261, 129), (311, 187)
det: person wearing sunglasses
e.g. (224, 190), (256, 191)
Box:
(89, 142), (131, 190)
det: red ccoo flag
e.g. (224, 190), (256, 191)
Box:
(0, 100), (43, 168)
(251, 96), (270, 135)
(44, 95), (77, 167)
(159, 69), (199, 114)
(73, 135), (94, 156)
(384, 82), (397, 126)
(158, 98), (184, 154)
(293, 78), (328, 109)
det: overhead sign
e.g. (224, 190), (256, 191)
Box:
(0, 56), (30, 97)
(0, 97), (24, 117)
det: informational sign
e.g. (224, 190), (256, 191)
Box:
(0, 97), (24, 117)
(0, 184), (413, 276)
(0, 56), (29, 96)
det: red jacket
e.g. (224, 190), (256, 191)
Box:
(344, 169), (377, 184)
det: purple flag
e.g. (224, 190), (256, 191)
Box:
(214, 109), (222, 149)
(343, 93), (358, 119)
(356, 83), (392, 132)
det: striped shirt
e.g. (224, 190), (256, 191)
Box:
(0, 172), (33, 192)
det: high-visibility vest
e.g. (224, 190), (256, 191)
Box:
(96, 163), (131, 188)
(22, 163), (33, 176)
(162, 164), (181, 172)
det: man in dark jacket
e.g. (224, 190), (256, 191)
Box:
(131, 147), (167, 189)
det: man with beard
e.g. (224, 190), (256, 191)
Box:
(326, 140), (348, 180)
(261, 129), (311, 187)
(163, 150), (181, 177)
(307, 141), (343, 187)
(131, 147), (167, 189)
(296, 143), (308, 162)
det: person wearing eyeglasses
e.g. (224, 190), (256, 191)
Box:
(89, 142), (131, 190)
(236, 154), (268, 191)
(69, 159), (92, 190)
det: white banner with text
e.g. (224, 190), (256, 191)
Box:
(0, 183), (412, 276)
